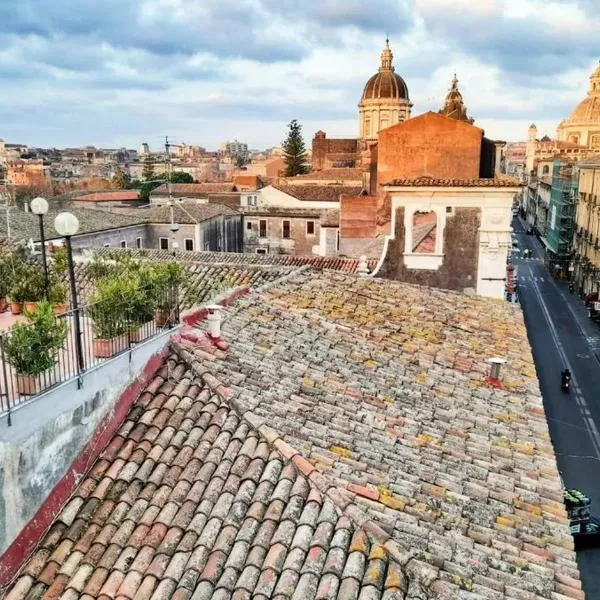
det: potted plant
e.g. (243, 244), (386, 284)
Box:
(148, 263), (184, 327)
(0, 259), (10, 312)
(87, 277), (136, 358)
(48, 277), (68, 315)
(20, 265), (45, 313)
(3, 301), (68, 395)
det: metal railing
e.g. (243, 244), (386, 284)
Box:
(0, 287), (180, 424)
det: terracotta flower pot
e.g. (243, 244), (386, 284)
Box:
(93, 335), (128, 359)
(128, 324), (149, 343)
(10, 301), (23, 315)
(154, 309), (172, 328)
(24, 302), (38, 314)
(16, 371), (55, 396)
(53, 305), (67, 316)
(0, 298), (6, 313)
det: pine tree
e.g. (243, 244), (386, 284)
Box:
(142, 155), (156, 182)
(282, 119), (308, 177)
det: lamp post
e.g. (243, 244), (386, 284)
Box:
(54, 212), (85, 381)
(30, 196), (49, 297)
(170, 222), (180, 257)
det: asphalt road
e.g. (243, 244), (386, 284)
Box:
(512, 217), (600, 597)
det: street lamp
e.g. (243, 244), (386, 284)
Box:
(170, 222), (180, 257)
(30, 196), (49, 296)
(54, 212), (85, 380)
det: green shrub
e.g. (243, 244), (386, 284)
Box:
(3, 301), (68, 375)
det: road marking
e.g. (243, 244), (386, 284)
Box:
(530, 275), (600, 459)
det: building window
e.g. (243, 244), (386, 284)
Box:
(120, 240), (127, 249)
(159, 237), (169, 250)
(542, 165), (550, 175)
(256, 248), (268, 254)
(136, 237), (142, 249)
(591, 134), (600, 150)
(282, 220), (291, 239)
(336, 229), (340, 252)
(184, 238), (194, 251)
(259, 220), (267, 238)
(247, 221), (252, 230)
(306, 220), (315, 235)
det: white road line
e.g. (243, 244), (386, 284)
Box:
(530, 274), (600, 459)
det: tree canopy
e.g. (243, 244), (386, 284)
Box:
(282, 119), (308, 177)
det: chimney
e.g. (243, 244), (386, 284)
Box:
(488, 357), (507, 381)
(206, 304), (223, 339)
(357, 255), (369, 277)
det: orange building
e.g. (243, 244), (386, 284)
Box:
(6, 160), (47, 186)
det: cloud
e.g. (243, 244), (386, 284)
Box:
(0, 0), (596, 149)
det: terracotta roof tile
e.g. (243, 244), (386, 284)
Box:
(272, 184), (363, 202)
(2, 272), (580, 600)
(384, 176), (521, 187)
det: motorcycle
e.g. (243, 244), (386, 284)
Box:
(561, 374), (571, 392)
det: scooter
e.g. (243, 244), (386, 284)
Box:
(561, 376), (571, 392)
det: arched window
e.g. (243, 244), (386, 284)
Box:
(542, 165), (550, 175)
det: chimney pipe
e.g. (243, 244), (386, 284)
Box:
(357, 255), (369, 276)
(488, 357), (507, 380)
(206, 304), (223, 339)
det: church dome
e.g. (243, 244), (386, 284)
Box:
(560, 61), (600, 126)
(361, 40), (409, 101)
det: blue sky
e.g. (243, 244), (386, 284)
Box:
(0, 0), (597, 151)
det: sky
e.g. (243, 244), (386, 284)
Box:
(0, 0), (598, 151)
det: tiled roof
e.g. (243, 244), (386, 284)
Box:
(288, 169), (365, 181)
(2, 350), (410, 600)
(0, 205), (145, 244)
(184, 272), (577, 599)
(151, 184), (237, 196)
(73, 192), (141, 202)
(89, 248), (377, 273)
(73, 261), (294, 308)
(272, 185), (364, 202)
(2, 272), (582, 600)
(141, 203), (238, 225)
(384, 177), (521, 187)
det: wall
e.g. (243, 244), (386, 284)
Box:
(340, 195), (378, 238)
(372, 187), (516, 298)
(312, 135), (359, 171)
(199, 215), (243, 252)
(146, 222), (198, 251)
(0, 331), (172, 557)
(244, 215), (320, 255)
(70, 224), (148, 250)
(377, 206), (481, 291)
(259, 186), (339, 209)
(377, 112), (483, 185)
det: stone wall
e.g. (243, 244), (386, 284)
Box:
(244, 215), (320, 255)
(71, 225), (148, 250)
(377, 206), (481, 292)
(377, 112), (483, 185)
(312, 135), (359, 171)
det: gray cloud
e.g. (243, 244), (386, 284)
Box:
(0, 0), (594, 148)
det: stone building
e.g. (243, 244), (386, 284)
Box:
(339, 111), (519, 299)
(557, 62), (600, 149)
(242, 207), (338, 256)
(572, 162), (600, 295)
(311, 40), (411, 171)
(5, 159), (48, 186)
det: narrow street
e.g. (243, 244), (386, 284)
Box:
(513, 217), (600, 596)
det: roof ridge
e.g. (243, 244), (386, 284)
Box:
(169, 340), (441, 593)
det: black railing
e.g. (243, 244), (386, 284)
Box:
(0, 287), (180, 424)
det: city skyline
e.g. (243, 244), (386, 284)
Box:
(0, 0), (598, 149)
